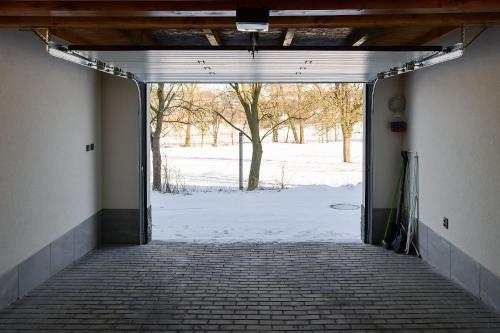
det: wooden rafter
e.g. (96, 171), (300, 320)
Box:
(344, 30), (364, 46)
(203, 29), (222, 46)
(282, 28), (296, 46)
(2, 13), (500, 29)
(352, 35), (368, 46)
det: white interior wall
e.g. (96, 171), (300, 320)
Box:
(101, 74), (140, 209)
(405, 27), (500, 277)
(0, 30), (102, 275)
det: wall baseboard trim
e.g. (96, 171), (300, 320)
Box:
(418, 220), (500, 313)
(0, 211), (101, 309)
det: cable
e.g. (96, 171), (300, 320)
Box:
(464, 26), (488, 49)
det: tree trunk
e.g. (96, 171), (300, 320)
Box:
(299, 118), (305, 144)
(212, 116), (220, 146)
(248, 140), (263, 191)
(289, 119), (299, 143)
(342, 127), (352, 163)
(213, 131), (218, 146)
(151, 132), (162, 191)
(229, 83), (263, 191)
(184, 122), (192, 147)
(272, 127), (279, 143)
(184, 112), (191, 147)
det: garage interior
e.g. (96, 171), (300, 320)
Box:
(1, 1), (500, 331)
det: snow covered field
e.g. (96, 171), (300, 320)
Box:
(152, 140), (363, 242)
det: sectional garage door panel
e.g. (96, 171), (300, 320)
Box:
(75, 49), (440, 83)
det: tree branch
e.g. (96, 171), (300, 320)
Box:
(213, 109), (252, 142)
(163, 119), (191, 125)
(180, 96), (252, 141)
(261, 116), (302, 141)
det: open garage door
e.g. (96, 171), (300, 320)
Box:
(46, 42), (463, 244)
(50, 45), (460, 83)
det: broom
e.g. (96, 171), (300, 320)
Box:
(381, 153), (407, 248)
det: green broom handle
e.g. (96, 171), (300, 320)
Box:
(382, 159), (405, 244)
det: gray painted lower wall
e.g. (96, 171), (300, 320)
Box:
(418, 221), (500, 313)
(102, 209), (140, 244)
(368, 208), (391, 245)
(360, 205), (366, 243)
(0, 208), (143, 310)
(0, 211), (101, 309)
(363, 207), (392, 245)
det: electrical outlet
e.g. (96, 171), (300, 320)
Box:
(443, 217), (449, 229)
(90, 143), (94, 151)
(86, 144), (90, 152)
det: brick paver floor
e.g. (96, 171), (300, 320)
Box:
(1, 242), (500, 332)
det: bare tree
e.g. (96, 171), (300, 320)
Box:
(176, 84), (265, 189)
(229, 83), (264, 190)
(182, 83), (292, 190)
(210, 92), (227, 146)
(197, 107), (212, 147)
(226, 84), (301, 189)
(281, 84), (315, 144)
(149, 83), (181, 191)
(294, 84), (318, 144)
(329, 83), (363, 162)
(260, 85), (285, 143)
(313, 84), (339, 143)
(181, 84), (198, 147)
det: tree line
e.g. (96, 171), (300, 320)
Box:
(150, 83), (363, 191)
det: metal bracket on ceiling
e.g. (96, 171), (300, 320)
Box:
(32, 28), (136, 80)
(46, 45), (135, 80)
(249, 32), (259, 59)
(376, 43), (464, 80)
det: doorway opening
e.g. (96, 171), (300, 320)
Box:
(149, 83), (364, 242)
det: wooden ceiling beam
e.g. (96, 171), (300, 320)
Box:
(203, 29), (222, 46)
(139, 31), (159, 46)
(282, 28), (296, 46)
(1, 1), (500, 13)
(2, 13), (500, 29)
(352, 35), (369, 46)
(344, 30), (368, 46)
(51, 28), (160, 46)
(407, 26), (459, 45)
(344, 30), (362, 45)
(50, 28), (94, 45)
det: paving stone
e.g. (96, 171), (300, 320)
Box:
(0, 241), (500, 332)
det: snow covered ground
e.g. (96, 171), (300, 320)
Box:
(152, 140), (363, 242)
